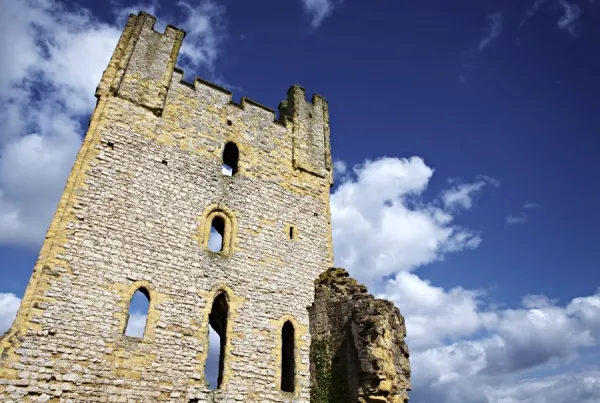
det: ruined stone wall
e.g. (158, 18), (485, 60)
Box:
(308, 268), (411, 403)
(0, 12), (333, 402)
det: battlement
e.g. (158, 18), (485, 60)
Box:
(0, 9), (411, 402)
(97, 11), (332, 180)
(172, 68), (328, 129)
(172, 66), (283, 127)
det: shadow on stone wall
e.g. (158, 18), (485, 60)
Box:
(308, 268), (411, 403)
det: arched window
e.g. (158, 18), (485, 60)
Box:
(199, 205), (237, 257)
(208, 216), (225, 252)
(281, 321), (295, 392)
(205, 293), (229, 389)
(222, 142), (239, 176)
(124, 288), (150, 338)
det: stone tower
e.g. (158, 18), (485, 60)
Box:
(0, 11), (335, 402)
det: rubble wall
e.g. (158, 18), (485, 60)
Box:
(309, 268), (411, 403)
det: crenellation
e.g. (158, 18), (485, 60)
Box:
(0, 9), (409, 403)
(172, 67), (290, 130)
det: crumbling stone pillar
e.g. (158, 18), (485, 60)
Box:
(308, 268), (411, 403)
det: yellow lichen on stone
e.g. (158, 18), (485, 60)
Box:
(269, 315), (309, 398)
(193, 284), (245, 389)
(0, 9), (372, 403)
(194, 203), (238, 257)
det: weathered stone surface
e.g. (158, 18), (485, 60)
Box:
(309, 268), (411, 403)
(0, 10), (333, 402)
(0, 10), (410, 403)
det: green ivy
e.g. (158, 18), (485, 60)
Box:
(310, 337), (350, 403)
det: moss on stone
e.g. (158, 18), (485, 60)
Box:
(310, 336), (350, 403)
(310, 337), (331, 403)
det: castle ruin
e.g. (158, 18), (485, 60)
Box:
(0, 11), (410, 402)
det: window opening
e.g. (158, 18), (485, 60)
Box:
(107, 141), (114, 149)
(208, 216), (225, 252)
(161, 159), (168, 165)
(227, 119), (232, 126)
(222, 142), (239, 176)
(281, 321), (295, 392)
(124, 288), (150, 338)
(289, 226), (296, 240)
(205, 293), (229, 390)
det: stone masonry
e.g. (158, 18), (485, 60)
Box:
(309, 269), (411, 403)
(0, 11), (410, 402)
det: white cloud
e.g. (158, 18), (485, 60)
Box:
(299, 0), (338, 28)
(506, 202), (538, 225)
(442, 176), (497, 211)
(506, 213), (527, 224)
(382, 272), (491, 350)
(0, 293), (20, 334)
(1, 2), (599, 402)
(485, 371), (600, 403)
(520, 0), (585, 36)
(124, 312), (148, 338)
(333, 160), (347, 176)
(205, 325), (221, 388)
(330, 157), (482, 287)
(208, 227), (223, 252)
(393, 281), (600, 402)
(520, 0), (550, 28)
(479, 13), (503, 52)
(557, 0), (582, 36)
(0, 0), (227, 247)
(176, 0), (226, 72)
(332, 158), (600, 402)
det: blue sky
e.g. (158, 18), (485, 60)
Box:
(1, 0), (600, 401)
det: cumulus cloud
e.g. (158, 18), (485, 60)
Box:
(330, 157), (483, 287)
(298, 0), (340, 28)
(383, 272), (492, 350)
(331, 158), (600, 402)
(397, 285), (600, 402)
(0, 293), (20, 334)
(479, 13), (503, 52)
(1, 1), (599, 401)
(0, 0), (227, 247)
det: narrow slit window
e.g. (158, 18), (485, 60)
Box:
(222, 142), (239, 176)
(208, 216), (225, 252)
(205, 293), (229, 390)
(124, 288), (150, 338)
(289, 226), (297, 240)
(281, 321), (295, 392)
